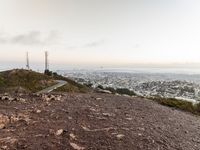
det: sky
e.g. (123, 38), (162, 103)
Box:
(0, 0), (200, 69)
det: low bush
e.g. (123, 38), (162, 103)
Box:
(150, 97), (200, 115)
(116, 88), (136, 96)
(98, 85), (136, 96)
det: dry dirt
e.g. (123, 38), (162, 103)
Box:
(0, 92), (200, 150)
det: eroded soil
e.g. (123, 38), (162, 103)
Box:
(0, 93), (200, 150)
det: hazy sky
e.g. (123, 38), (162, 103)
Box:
(1, 0), (200, 68)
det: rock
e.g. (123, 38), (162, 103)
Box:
(55, 129), (64, 136)
(42, 95), (51, 101)
(19, 98), (26, 103)
(81, 126), (90, 131)
(70, 133), (76, 140)
(102, 113), (114, 117)
(4, 93), (8, 96)
(185, 130), (189, 134)
(10, 114), (30, 124)
(56, 95), (62, 101)
(50, 95), (56, 101)
(70, 142), (85, 150)
(36, 110), (42, 113)
(44, 95), (59, 101)
(126, 117), (133, 121)
(116, 134), (125, 140)
(0, 123), (5, 129)
(1, 145), (8, 150)
(0, 114), (9, 125)
(36, 93), (40, 97)
(10, 115), (20, 123)
(2, 96), (10, 101)
(96, 98), (102, 100)
(138, 127), (145, 131)
(13, 98), (18, 101)
(68, 116), (73, 120)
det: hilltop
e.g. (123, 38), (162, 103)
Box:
(0, 69), (89, 93)
(0, 69), (55, 93)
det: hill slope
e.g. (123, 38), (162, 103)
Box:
(0, 69), (56, 92)
(53, 74), (90, 93)
(0, 69), (90, 93)
(0, 93), (200, 149)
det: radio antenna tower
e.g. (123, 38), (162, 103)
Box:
(45, 51), (49, 71)
(26, 52), (30, 70)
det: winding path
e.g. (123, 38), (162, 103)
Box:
(36, 80), (67, 94)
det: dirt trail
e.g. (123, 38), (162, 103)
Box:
(36, 80), (67, 94)
(0, 93), (200, 150)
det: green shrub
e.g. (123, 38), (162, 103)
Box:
(97, 85), (104, 90)
(0, 76), (5, 86)
(150, 97), (200, 115)
(104, 87), (116, 94)
(195, 102), (200, 113)
(116, 88), (136, 96)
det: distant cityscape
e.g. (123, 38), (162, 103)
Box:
(57, 70), (200, 103)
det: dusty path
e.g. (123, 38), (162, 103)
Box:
(36, 80), (67, 94)
(0, 93), (200, 150)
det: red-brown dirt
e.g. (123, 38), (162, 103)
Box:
(0, 93), (200, 150)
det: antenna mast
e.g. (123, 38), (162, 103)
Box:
(45, 51), (49, 71)
(26, 52), (30, 70)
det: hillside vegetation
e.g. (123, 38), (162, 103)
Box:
(0, 69), (90, 93)
(0, 69), (56, 92)
(97, 85), (136, 96)
(149, 97), (200, 115)
(53, 74), (90, 93)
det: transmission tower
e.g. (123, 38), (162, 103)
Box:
(45, 51), (49, 71)
(26, 52), (30, 70)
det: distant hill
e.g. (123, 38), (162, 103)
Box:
(0, 69), (90, 93)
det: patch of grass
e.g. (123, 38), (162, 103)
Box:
(0, 69), (91, 93)
(97, 85), (136, 96)
(0, 69), (56, 92)
(195, 102), (200, 113)
(0, 76), (5, 87)
(53, 74), (90, 93)
(150, 97), (200, 115)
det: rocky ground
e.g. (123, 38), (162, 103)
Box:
(0, 92), (200, 150)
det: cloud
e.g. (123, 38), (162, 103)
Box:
(133, 44), (140, 48)
(0, 30), (58, 46)
(68, 39), (106, 50)
(0, 32), (8, 44)
(82, 40), (106, 48)
(11, 31), (43, 45)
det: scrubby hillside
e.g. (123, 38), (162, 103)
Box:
(0, 69), (56, 92)
(53, 74), (90, 93)
(0, 69), (90, 93)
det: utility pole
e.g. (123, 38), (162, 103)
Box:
(26, 52), (30, 70)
